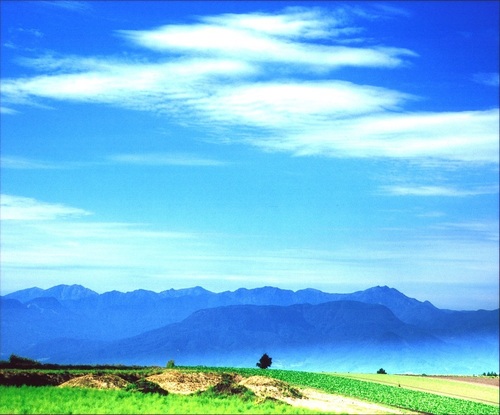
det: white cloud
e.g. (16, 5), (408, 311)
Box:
(1, 194), (92, 221)
(118, 10), (415, 70)
(1, 8), (497, 165)
(1, 58), (253, 113)
(245, 109), (499, 164)
(201, 81), (413, 127)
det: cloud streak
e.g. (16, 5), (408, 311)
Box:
(109, 153), (227, 167)
(381, 184), (498, 197)
(1, 194), (92, 221)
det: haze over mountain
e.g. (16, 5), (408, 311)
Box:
(1, 285), (498, 374)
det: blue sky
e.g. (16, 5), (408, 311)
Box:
(1, 1), (498, 310)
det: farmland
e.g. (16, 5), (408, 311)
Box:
(0, 366), (498, 414)
(336, 372), (499, 405)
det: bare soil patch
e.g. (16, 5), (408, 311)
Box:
(239, 375), (303, 400)
(283, 388), (417, 414)
(58, 374), (129, 390)
(431, 376), (499, 387)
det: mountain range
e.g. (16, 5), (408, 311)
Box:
(1, 284), (498, 374)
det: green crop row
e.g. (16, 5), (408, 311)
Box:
(0, 385), (318, 414)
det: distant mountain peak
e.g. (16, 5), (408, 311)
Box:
(4, 284), (98, 303)
(45, 284), (98, 301)
(160, 286), (213, 298)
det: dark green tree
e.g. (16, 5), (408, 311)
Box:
(8, 354), (41, 368)
(377, 368), (387, 374)
(256, 353), (272, 369)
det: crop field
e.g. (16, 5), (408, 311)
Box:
(262, 370), (499, 415)
(0, 366), (499, 414)
(336, 372), (499, 405)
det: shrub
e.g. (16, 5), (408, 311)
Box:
(204, 373), (254, 400)
(166, 360), (175, 369)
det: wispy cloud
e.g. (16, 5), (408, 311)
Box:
(1, 194), (92, 221)
(434, 220), (499, 242)
(0, 153), (226, 170)
(1, 156), (62, 169)
(381, 184), (498, 197)
(39, 1), (92, 13)
(109, 153), (227, 167)
(473, 72), (500, 87)
(0, 107), (19, 115)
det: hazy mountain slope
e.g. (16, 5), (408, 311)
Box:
(0, 297), (95, 355)
(22, 301), (440, 366)
(2, 284), (498, 374)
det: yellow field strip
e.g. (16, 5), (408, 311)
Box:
(332, 373), (499, 405)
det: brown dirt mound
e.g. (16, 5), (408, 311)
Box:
(146, 370), (227, 395)
(239, 375), (302, 400)
(58, 374), (129, 390)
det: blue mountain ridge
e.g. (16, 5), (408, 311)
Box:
(1, 284), (498, 374)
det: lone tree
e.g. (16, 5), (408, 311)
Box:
(256, 353), (272, 369)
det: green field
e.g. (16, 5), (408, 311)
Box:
(336, 373), (499, 405)
(1, 366), (499, 415)
(0, 385), (317, 414)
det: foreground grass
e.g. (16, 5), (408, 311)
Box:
(0, 386), (318, 414)
(335, 373), (499, 405)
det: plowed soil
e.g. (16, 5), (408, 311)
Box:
(432, 376), (499, 387)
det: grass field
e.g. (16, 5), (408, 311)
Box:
(0, 385), (318, 414)
(335, 373), (499, 405)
